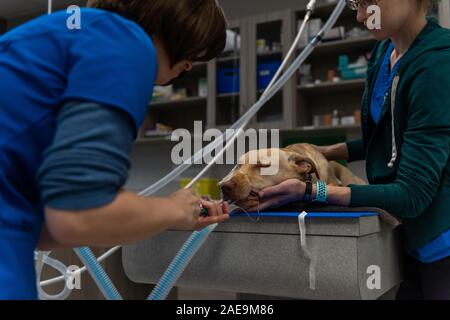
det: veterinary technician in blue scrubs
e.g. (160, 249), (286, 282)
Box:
(246, 0), (450, 299)
(0, 0), (230, 299)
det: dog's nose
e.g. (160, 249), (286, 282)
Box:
(220, 180), (236, 197)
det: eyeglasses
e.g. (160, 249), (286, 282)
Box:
(346, 0), (373, 11)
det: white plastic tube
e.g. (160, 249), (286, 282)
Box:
(39, 247), (119, 287)
(35, 252), (72, 300)
(262, 3), (314, 98)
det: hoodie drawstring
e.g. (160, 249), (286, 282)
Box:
(388, 75), (400, 168)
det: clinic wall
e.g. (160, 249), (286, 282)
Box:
(7, 13), (41, 30)
(0, 18), (6, 34)
(219, 0), (309, 19)
(5, 0), (309, 27)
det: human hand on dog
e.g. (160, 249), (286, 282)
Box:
(243, 179), (306, 212)
(314, 143), (349, 161)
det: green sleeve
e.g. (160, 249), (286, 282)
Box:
(346, 139), (365, 162)
(350, 53), (450, 218)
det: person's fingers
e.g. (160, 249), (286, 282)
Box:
(237, 202), (259, 212)
(215, 202), (224, 217)
(195, 214), (230, 230)
(200, 200), (215, 216)
(258, 185), (284, 200)
(236, 198), (259, 211)
(258, 201), (274, 211)
(215, 214), (230, 223)
(251, 197), (282, 212)
(200, 200), (225, 217)
(193, 202), (202, 215)
(222, 201), (230, 215)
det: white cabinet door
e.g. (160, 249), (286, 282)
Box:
(439, 0), (450, 28)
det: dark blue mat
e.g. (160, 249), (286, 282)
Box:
(231, 212), (378, 218)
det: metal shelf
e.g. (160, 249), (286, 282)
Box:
(292, 124), (361, 132)
(134, 124), (362, 145)
(217, 92), (240, 99)
(298, 78), (366, 94)
(299, 36), (376, 57)
(217, 55), (240, 63)
(150, 96), (207, 109)
(257, 50), (283, 58)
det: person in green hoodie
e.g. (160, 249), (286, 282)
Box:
(243, 0), (450, 299)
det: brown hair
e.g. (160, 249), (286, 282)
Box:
(87, 0), (227, 65)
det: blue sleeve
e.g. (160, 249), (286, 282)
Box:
(36, 101), (135, 211)
(62, 13), (157, 133)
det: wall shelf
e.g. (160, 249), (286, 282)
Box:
(217, 55), (240, 63)
(141, 3), (381, 141)
(292, 124), (361, 132)
(298, 78), (366, 94)
(134, 124), (363, 146)
(150, 96), (207, 108)
(257, 50), (283, 58)
(300, 36), (376, 57)
(217, 92), (240, 99)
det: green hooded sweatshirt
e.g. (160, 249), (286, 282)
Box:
(346, 18), (450, 253)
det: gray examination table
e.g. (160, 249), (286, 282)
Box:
(122, 207), (403, 300)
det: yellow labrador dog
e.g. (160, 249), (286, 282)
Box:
(219, 143), (367, 205)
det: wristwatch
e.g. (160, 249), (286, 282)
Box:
(303, 181), (313, 203)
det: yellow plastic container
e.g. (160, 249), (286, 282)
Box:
(180, 178), (221, 200)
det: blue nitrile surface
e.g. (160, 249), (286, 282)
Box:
(230, 212), (378, 218)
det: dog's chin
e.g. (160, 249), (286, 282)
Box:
(223, 193), (251, 204)
(221, 186), (253, 204)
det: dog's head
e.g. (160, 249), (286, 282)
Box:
(218, 148), (320, 204)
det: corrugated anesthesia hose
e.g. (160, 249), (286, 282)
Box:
(147, 224), (217, 300)
(74, 247), (123, 300)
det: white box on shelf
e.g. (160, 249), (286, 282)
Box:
(308, 18), (323, 41)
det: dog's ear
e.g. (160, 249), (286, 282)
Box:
(288, 153), (320, 180)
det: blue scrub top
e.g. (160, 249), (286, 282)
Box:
(0, 8), (157, 299)
(370, 42), (402, 124)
